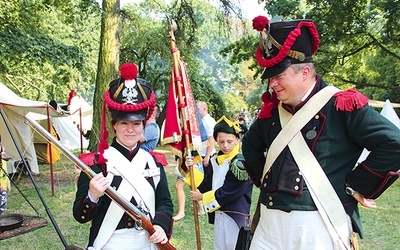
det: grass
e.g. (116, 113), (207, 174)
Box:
(1, 149), (399, 250)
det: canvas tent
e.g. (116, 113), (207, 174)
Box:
(31, 113), (89, 156)
(68, 95), (93, 134)
(0, 82), (69, 174)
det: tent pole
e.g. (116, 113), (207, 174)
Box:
(46, 106), (55, 196)
(0, 108), (69, 248)
(79, 108), (83, 154)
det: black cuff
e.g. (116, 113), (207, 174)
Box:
(365, 171), (400, 199)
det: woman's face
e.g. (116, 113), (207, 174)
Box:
(113, 120), (144, 148)
(215, 132), (238, 155)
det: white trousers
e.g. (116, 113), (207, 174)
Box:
(250, 205), (351, 250)
(214, 211), (240, 250)
(101, 228), (156, 250)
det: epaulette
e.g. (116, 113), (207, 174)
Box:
(230, 154), (249, 181)
(78, 152), (99, 167)
(149, 151), (168, 167)
(258, 91), (279, 119)
(333, 89), (369, 112)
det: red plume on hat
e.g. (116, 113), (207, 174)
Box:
(252, 15), (270, 32)
(67, 89), (75, 106)
(120, 63), (138, 80)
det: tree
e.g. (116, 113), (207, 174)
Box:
(0, 0), (100, 102)
(245, 0), (400, 102)
(89, 0), (121, 151)
(119, 0), (241, 119)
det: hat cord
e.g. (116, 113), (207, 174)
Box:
(255, 21), (320, 68)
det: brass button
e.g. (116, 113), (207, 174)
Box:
(295, 178), (300, 183)
(263, 183), (267, 187)
(268, 196), (273, 200)
(85, 205), (89, 208)
(128, 217), (132, 221)
(315, 115), (320, 119)
(268, 202), (273, 206)
(81, 216), (85, 220)
(294, 186), (299, 190)
(128, 222), (132, 227)
(83, 210), (87, 213)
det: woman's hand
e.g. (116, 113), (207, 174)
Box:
(88, 173), (110, 201)
(148, 225), (168, 244)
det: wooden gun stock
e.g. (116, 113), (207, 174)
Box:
(24, 114), (176, 250)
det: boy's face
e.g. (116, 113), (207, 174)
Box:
(215, 132), (239, 154)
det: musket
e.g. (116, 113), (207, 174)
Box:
(24, 114), (176, 250)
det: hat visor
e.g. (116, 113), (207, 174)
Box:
(261, 58), (292, 79)
(111, 110), (147, 121)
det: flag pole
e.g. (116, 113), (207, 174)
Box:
(167, 18), (202, 250)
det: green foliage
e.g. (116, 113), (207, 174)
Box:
(119, 0), (251, 118)
(258, 0), (400, 102)
(0, 0), (100, 102)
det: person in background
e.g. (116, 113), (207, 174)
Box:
(171, 157), (205, 222)
(196, 101), (216, 167)
(242, 16), (400, 250)
(140, 104), (160, 152)
(0, 138), (10, 216)
(73, 63), (173, 249)
(186, 116), (253, 250)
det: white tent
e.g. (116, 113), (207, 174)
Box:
(53, 116), (89, 150)
(30, 112), (89, 152)
(0, 82), (66, 174)
(358, 99), (400, 163)
(369, 99), (400, 109)
(68, 95), (93, 133)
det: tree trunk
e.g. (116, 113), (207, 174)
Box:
(89, 0), (120, 151)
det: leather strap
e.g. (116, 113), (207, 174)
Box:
(262, 86), (340, 179)
(260, 85), (352, 249)
(280, 106), (351, 249)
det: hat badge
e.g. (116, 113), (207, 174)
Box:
(261, 30), (273, 58)
(122, 79), (138, 104)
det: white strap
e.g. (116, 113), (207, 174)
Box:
(142, 168), (160, 178)
(262, 86), (340, 179)
(279, 104), (351, 249)
(93, 148), (158, 249)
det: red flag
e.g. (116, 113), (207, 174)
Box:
(161, 59), (203, 174)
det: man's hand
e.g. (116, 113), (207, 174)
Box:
(352, 193), (377, 209)
(203, 155), (210, 167)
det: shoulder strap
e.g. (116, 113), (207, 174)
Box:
(281, 107), (351, 249)
(262, 86), (340, 179)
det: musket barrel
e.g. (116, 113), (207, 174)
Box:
(24, 114), (176, 250)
